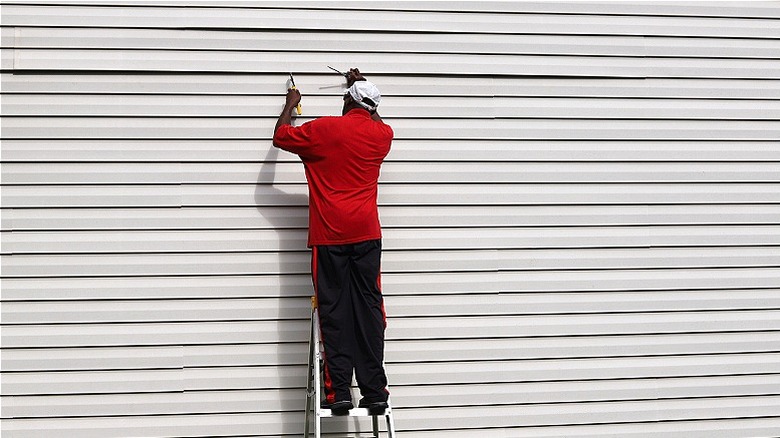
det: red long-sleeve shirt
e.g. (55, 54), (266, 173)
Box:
(272, 109), (393, 247)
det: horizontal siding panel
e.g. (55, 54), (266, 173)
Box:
(4, 289), (780, 325)
(5, 117), (780, 140)
(495, 97), (780, 120)
(366, 268), (780, 296)
(1, 320), (310, 348)
(5, 140), (780, 162)
(2, 343), (299, 372)
(4, 204), (780, 231)
(9, 95), (780, 120)
(0, 139), (278, 162)
(5, 162), (780, 184)
(2, 346), (187, 372)
(0, 206), (311, 231)
(3, 396), (780, 437)
(646, 37), (780, 59)
(4, 246), (780, 277)
(3, 95), (500, 118)
(0, 73), (460, 97)
(2, 389), (306, 418)
(5, 183), (780, 208)
(491, 77), (780, 99)
(2, 185), (188, 208)
(2, 268), (779, 300)
(4, 374), (780, 418)
(6, 74), (780, 100)
(391, 332), (780, 362)
(409, 418), (780, 438)
(2, 368), (193, 395)
(10, 49), (780, 79)
(387, 354), (780, 386)
(387, 289), (780, 317)
(5, 353), (780, 394)
(4, 311), (780, 348)
(0, 275), (314, 300)
(1, 297), (313, 324)
(4, 226), (780, 254)
(400, 225), (780, 249)
(8, 1), (780, 18)
(4, 5), (780, 37)
(9, 27), (648, 57)
(0, 228), (311, 253)
(11, 26), (780, 60)
(0, 252), (312, 277)
(8, 49), (650, 77)
(5, 331), (780, 372)
(395, 397), (780, 430)
(174, 1), (780, 18)
(382, 140), (780, 162)
(0, 412), (294, 438)
(0, 389), (311, 418)
(388, 311), (780, 340)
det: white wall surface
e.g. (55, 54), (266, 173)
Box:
(2, 1), (780, 436)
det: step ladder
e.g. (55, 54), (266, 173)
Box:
(304, 297), (397, 438)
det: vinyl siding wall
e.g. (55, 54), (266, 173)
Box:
(2, 1), (780, 436)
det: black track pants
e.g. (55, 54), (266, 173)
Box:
(312, 239), (389, 404)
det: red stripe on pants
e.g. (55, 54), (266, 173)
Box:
(311, 246), (336, 403)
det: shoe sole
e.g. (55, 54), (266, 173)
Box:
(329, 402), (353, 416)
(368, 406), (386, 415)
(362, 402), (388, 416)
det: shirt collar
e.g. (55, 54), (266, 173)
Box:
(345, 108), (371, 118)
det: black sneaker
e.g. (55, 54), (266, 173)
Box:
(358, 400), (388, 415)
(322, 400), (353, 416)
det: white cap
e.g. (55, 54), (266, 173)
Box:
(345, 80), (382, 112)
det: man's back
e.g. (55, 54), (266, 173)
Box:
(273, 108), (393, 246)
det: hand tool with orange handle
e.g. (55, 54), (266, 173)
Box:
(289, 73), (302, 115)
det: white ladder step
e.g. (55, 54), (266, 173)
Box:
(319, 407), (393, 418)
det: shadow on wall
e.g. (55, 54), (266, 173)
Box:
(255, 145), (310, 435)
(256, 144), (378, 435)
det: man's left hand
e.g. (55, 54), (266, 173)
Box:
(347, 68), (367, 87)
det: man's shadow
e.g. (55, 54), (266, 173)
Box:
(254, 144), (312, 432)
(257, 140), (373, 435)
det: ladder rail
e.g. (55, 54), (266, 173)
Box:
(304, 304), (317, 438)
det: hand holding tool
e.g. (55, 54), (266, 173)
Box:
(328, 66), (367, 88)
(289, 73), (302, 115)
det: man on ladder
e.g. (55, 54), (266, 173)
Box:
(273, 68), (394, 418)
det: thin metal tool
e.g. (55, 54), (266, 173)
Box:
(289, 73), (302, 115)
(327, 65), (349, 78)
